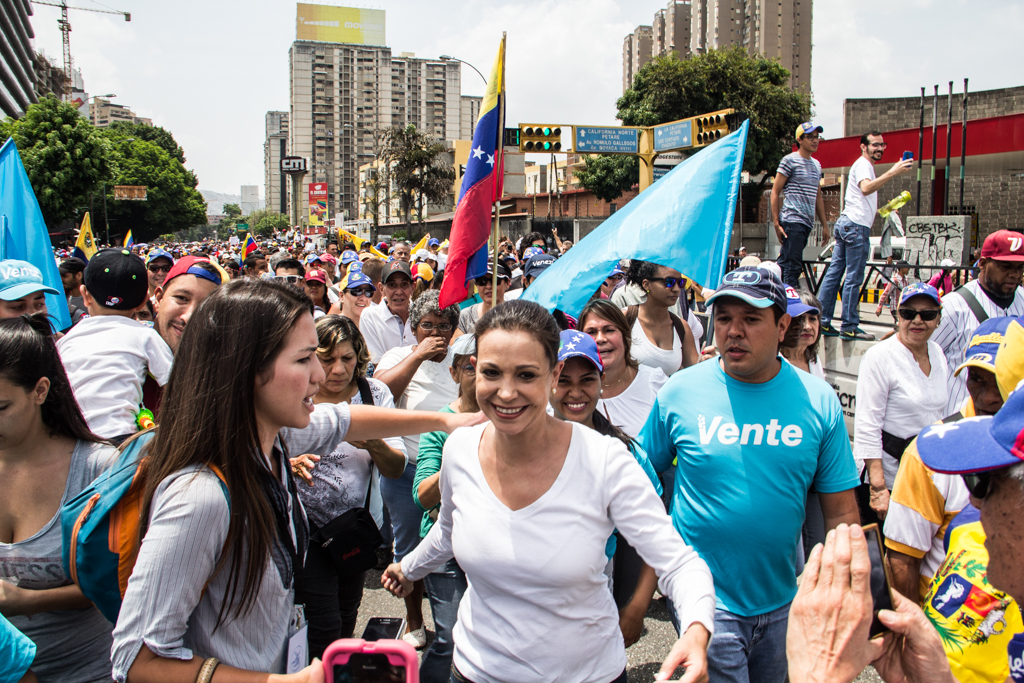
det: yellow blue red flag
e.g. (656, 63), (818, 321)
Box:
(241, 233), (258, 261)
(439, 35), (505, 308)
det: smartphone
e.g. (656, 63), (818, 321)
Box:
(902, 151), (913, 161)
(862, 523), (896, 637)
(323, 639), (418, 683)
(361, 617), (406, 642)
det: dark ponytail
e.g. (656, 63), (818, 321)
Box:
(0, 313), (103, 443)
(591, 409), (637, 453)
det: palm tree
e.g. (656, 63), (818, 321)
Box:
(376, 125), (456, 239)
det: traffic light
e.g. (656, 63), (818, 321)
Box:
(692, 109), (737, 147)
(519, 124), (562, 152)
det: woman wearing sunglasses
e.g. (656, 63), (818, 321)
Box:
(853, 283), (948, 525)
(328, 271), (376, 327)
(624, 260), (698, 376)
(457, 263), (511, 335)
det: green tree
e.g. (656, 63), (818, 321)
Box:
(576, 47), (810, 202)
(102, 137), (208, 242)
(379, 125), (456, 232)
(246, 208), (290, 237)
(106, 121), (186, 164)
(0, 95), (113, 226)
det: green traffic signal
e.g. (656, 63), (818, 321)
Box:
(542, 127), (552, 136)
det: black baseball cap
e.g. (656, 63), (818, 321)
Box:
(58, 257), (87, 275)
(523, 253), (556, 280)
(706, 266), (787, 314)
(381, 260), (413, 283)
(84, 248), (148, 310)
(484, 263), (512, 279)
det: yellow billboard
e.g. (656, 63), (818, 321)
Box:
(296, 4), (385, 46)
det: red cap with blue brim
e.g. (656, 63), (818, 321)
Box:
(785, 285), (816, 317)
(917, 387), (1024, 474)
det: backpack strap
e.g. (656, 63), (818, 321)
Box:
(356, 377), (376, 407)
(951, 285), (989, 325)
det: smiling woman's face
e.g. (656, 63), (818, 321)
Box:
(550, 357), (601, 425)
(475, 328), (561, 435)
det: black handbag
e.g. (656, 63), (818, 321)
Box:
(308, 378), (385, 577)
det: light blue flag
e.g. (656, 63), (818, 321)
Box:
(0, 138), (72, 330)
(523, 120), (749, 318)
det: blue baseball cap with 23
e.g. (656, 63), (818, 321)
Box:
(706, 266), (788, 314)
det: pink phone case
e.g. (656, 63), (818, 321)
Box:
(322, 638), (419, 683)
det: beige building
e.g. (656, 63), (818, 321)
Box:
(621, 25), (653, 93)
(287, 40), (464, 224)
(460, 95), (481, 140)
(264, 111), (289, 216)
(629, 0), (812, 93)
(89, 97), (152, 127)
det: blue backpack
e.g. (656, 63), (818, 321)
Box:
(61, 430), (227, 623)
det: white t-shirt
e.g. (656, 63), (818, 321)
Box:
(841, 156), (878, 228)
(630, 318), (682, 377)
(400, 423), (716, 683)
(853, 337), (948, 488)
(296, 378), (407, 530)
(376, 346), (458, 463)
(597, 364), (669, 438)
(359, 302), (416, 364)
(57, 316), (174, 438)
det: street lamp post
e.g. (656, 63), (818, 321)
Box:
(438, 55), (486, 85)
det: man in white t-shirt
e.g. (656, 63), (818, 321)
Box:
(360, 261), (417, 363)
(818, 131), (912, 341)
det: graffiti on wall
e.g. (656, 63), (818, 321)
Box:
(905, 216), (970, 266)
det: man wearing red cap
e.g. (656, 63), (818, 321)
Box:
(933, 229), (1024, 415)
(153, 255), (224, 354)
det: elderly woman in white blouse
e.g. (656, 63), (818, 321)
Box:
(853, 283), (948, 523)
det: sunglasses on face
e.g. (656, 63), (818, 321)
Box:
(148, 264), (171, 273)
(474, 276), (508, 287)
(650, 277), (682, 289)
(276, 275), (303, 284)
(898, 308), (940, 322)
(962, 472), (992, 499)
(346, 287), (374, 298)
(418, 321), (453, 332)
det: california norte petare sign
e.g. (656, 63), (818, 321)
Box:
(308, 183), (328, 227)
(296, 4), (385, 46)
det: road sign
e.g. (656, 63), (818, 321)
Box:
(574, 127), (638, 154)
(653, 120), (693, 153)
(113, 185), (147, 201)
(653, 166), (670, 181)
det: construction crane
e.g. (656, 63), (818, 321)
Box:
(31, 1), (131, 97)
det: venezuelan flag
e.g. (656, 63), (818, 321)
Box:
(439, 35), (505, 308)
(123, 230), (134, 248)
(241, 233), (258, 262)
(73, 212), (97, 262)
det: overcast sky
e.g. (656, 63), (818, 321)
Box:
(27, 0), (1023, 199)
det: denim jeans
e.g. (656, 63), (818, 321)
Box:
(379, 461), (423, 561)
(817, 216), (870, 332)
(777, 221), (811, 288)
(421, 559), (468, 683)
(668, 601), (790, 683)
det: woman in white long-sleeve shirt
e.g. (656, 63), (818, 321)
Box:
(853, 283), (948, 524)
(382, 299), (715, 683)
(110, 279), (481, 683)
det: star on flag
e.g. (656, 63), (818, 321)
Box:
(472, 146), (485, 159)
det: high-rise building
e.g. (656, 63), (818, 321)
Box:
(460, 95), (481, 140)
(264, 111), (289, 216)
(629, 0), (812, 94)
(621, 25), (653, 93)
(1, 0), (38, 118)
(287, 38), (463, 223)
(241, 185), (261, 215)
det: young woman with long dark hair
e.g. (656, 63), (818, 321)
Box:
(0, 314), (118, 682)
(109, 278), (480, 683)
(382, 300), (714, 683)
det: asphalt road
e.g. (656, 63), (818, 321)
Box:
(352, 567), (882, 682)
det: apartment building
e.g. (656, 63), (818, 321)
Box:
(89, 97), (152, 127)
(621, 25), (653, 93)
(264, 111), (289, 215)
(460, 95), (481, 140)
(0, 0), (37, 118)
(287, 41), (463, 223)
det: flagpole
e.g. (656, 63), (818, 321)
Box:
(490, 33), (506, 309)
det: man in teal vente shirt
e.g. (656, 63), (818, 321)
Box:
(639, 266), (860, 683)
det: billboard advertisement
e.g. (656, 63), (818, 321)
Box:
(308, 182), (328, 226)
(296, 4), (385, 46)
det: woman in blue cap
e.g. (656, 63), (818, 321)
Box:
(854, 283), (948, 525)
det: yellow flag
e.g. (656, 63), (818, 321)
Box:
(411, 233), (430, 254)
(74, 213), (98, 261)
(340, 228), (387, 259)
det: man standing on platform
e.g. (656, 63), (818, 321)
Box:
(771, 122), (830, 288)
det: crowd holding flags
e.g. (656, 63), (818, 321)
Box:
(438, 35), (505, 309)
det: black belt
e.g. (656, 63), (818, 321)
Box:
(880, 429), (913, 462)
